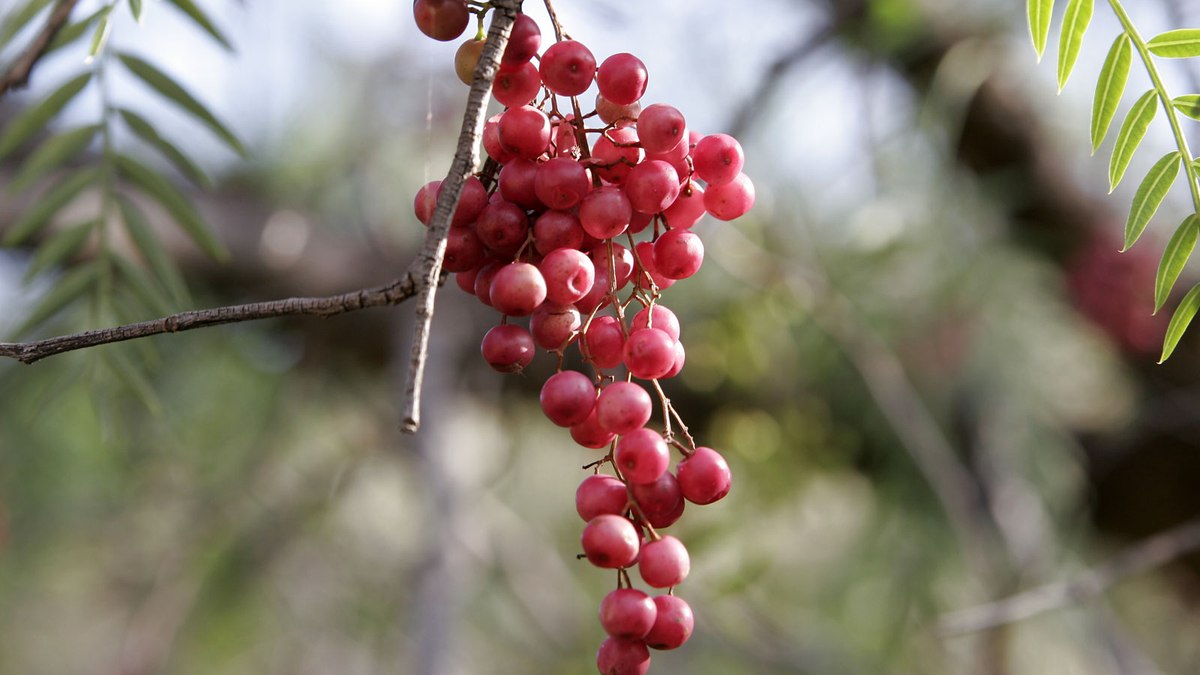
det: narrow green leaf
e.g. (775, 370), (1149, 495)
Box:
(4, 168), (97, 246)
(1174, 95), (1200, 121)
(1057, 0), (1094, 91)
(23, 220), (96, 281)
(0, 0), (53, 48)
(45, 7), (107, 53)
(1109, 89), (1158, 191)
(1027, 0), (1055, 61)
(117, 108), (211, 188)
(1092, 34), (1132, 151)
(112, 253), (172, 317)
(129, 0), (143, 23)
(12, 260), (100, 337)
(1155, 214), (1198, 312)
(117, 195), (190, 306)
(7, 124), (99, 194)
(0, 71), (92, 160)
(117, 53), (246, 156)
(87, 13), (112, 58)
(164, 0), (232, 50)
(1147, 29), (1200, 58)
(1160, 282), (1200, 362)
(115, 154), (229, 262)
(1124, 151), (1181, 250)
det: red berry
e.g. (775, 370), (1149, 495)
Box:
(413, 0), (469, 41)
(644, 595), (694, 650)
(539, 370), (596, 426)
(662, 183), (706, 229)
(630, 470), (685, 529)
(443, 226), (486, 272)
(494, 60), (543, 108)
(596, 637), (651, 675)
(534, 156), (591, 210)
(615, 428), (669, 485)
(580, 186), (633, 240)
(599, 588), (657, 640)
(653, 229), (704, 280)
(498, 157), (544, 209)
(539, 39), (596, 96)
(530, 301), (581, 350)
(489, 262), (547, 316)
(498, 105), (551, 159)
(636, 104), (687, 154)
(581, 514), (640, 568)
(597, 53), (648, 106)
(591, 126), (642, 185)
(595, 381), (653, 436)
(576, 474), (629, 521)
(692, 133), (744, 186)
(703, 172), (755, 221)
(676, 447), (731, 505)
(582, 315), (625, 369)
(622, 328), (676, 379)
(502, 13), (541, 64)
(480, 324), (535, 373)
(596, 95), (640, 126)
(571, 407), (618, 449)
(637, 535), (689, 588)
(624, 160), (680, 215)
(533, 209), (586, 255)
(540, 247), (595, 305)
(475, 199), (529, 257)
(630, 305), (680, 342)
(483, 114), (516, 163)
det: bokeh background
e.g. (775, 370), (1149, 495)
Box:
(3, 0), (1200, 673)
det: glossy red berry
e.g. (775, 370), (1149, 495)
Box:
(637, 535), (689, 588)
(599, 588), (657, 640)
(576, 474), (629, 522)
(644, 595), (694, 650)
(581, 514), (640, 569)
(540, 370), (596, 427)
(676, 447), (732, 505)
(615, 428), (669, 485)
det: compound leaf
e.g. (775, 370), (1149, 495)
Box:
(45, 6), (107, 53)
(1092, 34), (1132, 151)
(1161, 282), (1200, 362)
(0, 0), (53, 48)
(117, 53), (246, 157)
(115, 153), (228, 262)
(1110, 89), (1158, 191)
(12, 260), (100, 337)
(0, 71), (92, 160)
(117, 195), (190, 306)
(1057, 0), (1094, 91)
(1174, 95), (1200, 121)
(1147, 29), (1200, 58)
(1155, 214), (1199, 312)
(23, 219), (96, 281)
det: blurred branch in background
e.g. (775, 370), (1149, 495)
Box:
(0, 0), (78, 96)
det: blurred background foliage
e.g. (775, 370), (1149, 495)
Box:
(3, 0), (1200, 673)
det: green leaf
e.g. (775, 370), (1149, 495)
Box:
(129, 0), (143, 23)
(115, 154), (229, 262)
(1027, 0), (1055, 61)
(1174, 95), (1200, 121)
(1123, 151), (1180, 250)
(1056, 0), (1093, 91)
(1155, 214), (1198, 312)
(4, 168), (97, 246)
(103, 348), (162, 414)
(112, 253), (173, 317)
(1092, 34), (1132, 151)
(117, 108), (211, 188)
(0, 0), (53, 48)
(12, 260), (100, 337)
(117, 195), (190, 306)
(1160, 282), (1200, 362)
(116, 53), (246, 156)
(163, 0), (232, 50)
(1109, 89), (1158, 191)
(23, 219), (96, 281)
(0, 71), (92, 160)
(88, 11), (112, 58)
(45, 6), (107, 53)
(6, 124), (99, 194)
(1146, 29), (1200, 58)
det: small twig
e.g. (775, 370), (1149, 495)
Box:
(400, 0), (520, 434)
(938, 516), (1200, 637)
(0, 272), (438, 364)
(542, 0), (565, 41)
(0, 0), (79, 97)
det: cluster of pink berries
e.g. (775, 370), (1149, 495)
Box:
(415, 3), (749, 673)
